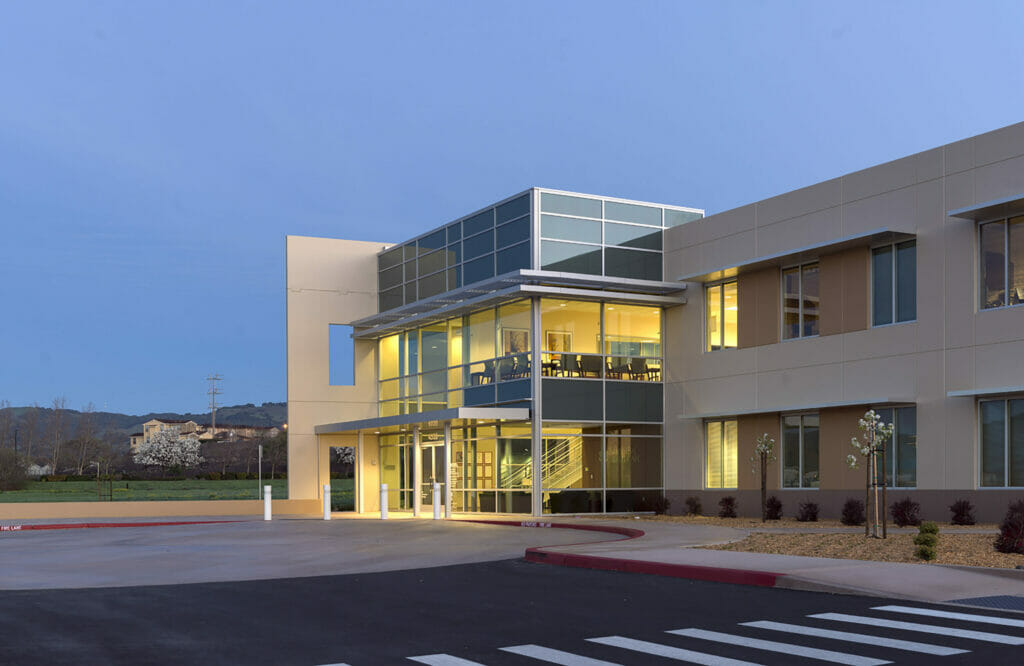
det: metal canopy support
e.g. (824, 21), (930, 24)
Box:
(444, 423), (452, 519)
(412, 426), (421, 517)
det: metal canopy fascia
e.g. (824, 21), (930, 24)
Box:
(947, 193), (1024, 221)
(314, 406), (531, 435)
(678, 397), (914, 420)
(947, 385), (1024, 398)
(676, 227), (912, 283)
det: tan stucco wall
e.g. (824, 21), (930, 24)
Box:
(664, 121), (1024, 513)
(286, 235), (388, 502)
(0, 499), (320, 520)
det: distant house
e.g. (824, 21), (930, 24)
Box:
(25, 463), (52, 478)
(197, 425), (280, 442)
(129, 419), (199, 450)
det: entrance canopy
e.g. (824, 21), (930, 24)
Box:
(314, 406), (531, 435)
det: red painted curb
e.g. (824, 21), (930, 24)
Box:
(0, 520), (243, 533)
(461, 518), (783, 588)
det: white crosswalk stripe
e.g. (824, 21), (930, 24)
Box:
(668, 628), (890, 665)
(500, 644), (622, 665)
(408, 655), (486, 665)
(872, 605), (1024, 628)
(810, 612), (1024, 645)
(740, 620), (968, 656)
(586, 636), (761, 665)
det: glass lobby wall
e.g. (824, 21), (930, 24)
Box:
(541, 422), (662, 514)
(450, 421), (532, 513)
(539, 299), (661, 381)
(377, 300), (533, 417)
(379, 434), (414, 510)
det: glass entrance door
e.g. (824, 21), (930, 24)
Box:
(420, 444), (445, 511)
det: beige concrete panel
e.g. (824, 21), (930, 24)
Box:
(820, 407), (867, 491)
(974, 306), (1024, 347)
(737, 414), (781, 491)
(666, 418), (703, 490)
(841, 187), (917, 238)
(754, 364), (843, 411)
(841, 323), (920, 362)
(842, 154), (917, 203)
(944, 137), (975, 175)
(667, 244), (703, 280)
(842, 246), (870, 332)
(700, 230), (758, 277)
(939, 397), (976, 490)
(682, 375), (758, 417)
(687, 347), (757, 382)
(944, 347), (975, 394)
(756, 206), (842, 259)
(915, 147), (944, 184)
(974, 339), (1024, 390)
(842, 355), (917, 401)
(360, 435), (381, 513)
(974, 154), (1024, 203)
(755, 177), (842, 227)
(689, 204), (757, 245)
(286, 235), (386, 295)
(913, 179), (945, 234)
(943, 221), (977, 350)
(914, 228), (946, 352)
(665, 217), (705, 252)
(974, 121), (1024, 167)
(755, 335), (843, 373)
(943, 170), (974, 212)
(752, 267), (780, 347)
(818, 252), (844, 337)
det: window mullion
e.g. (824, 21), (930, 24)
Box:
(1006, 399), (1011, 488)
(719, 287), (726, 349)
(892, 246), (898, 324)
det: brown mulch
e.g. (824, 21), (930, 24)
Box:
(639, 514), (1000, 531)
(703, 532), (1024, 569)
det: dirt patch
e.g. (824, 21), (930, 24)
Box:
(703, 531), (1024, 569)
(637, 514), (1000, 531)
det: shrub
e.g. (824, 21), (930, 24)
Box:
(841, 498), (865, 526)
(890, 497), (921, 527)
(764, 495), (783, 521)
(915, 545), (937, 561)
(651, 496), (671, 515)
(994, 499), (1024, 555)
(0, 449), (27, 492)
(718, 496), (737, 518)
(206, 472), (222, 481)
(796, 501), (819, 522)
(913, 533), (938, 547)
(919, 521), (939, 535)
(949, 499), (976, 526)
(684, 496), (702, 516)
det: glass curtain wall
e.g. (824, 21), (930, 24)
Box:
(379, 434), (414, 510)
(450, 422), (532, 513)
(377, 300), (533, 416)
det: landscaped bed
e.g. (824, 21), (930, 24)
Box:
(640, 514), (999, 531)
(702, 531), (1024, 569)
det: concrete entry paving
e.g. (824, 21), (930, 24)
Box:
(0, 517), (635, 590)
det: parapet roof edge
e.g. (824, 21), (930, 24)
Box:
(679, 397), (915, 420)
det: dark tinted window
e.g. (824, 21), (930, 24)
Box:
(497, 242), (530, 274)
(379, 247), (404, 270)
(379, 286), (404, 311)
(463, 254), (494, 284)
(541, 240), (602, 275)
(446, 223), (461, 243)
(418, 229), (446, 252)
(463, 229), (494, 259)
(463, 209), (494, 237)
(542, 379), (602, 421)
(605, 381), (662, 421)
(496, 195), (529, 224)
(604, 248), (662, 281)
(497, 217), (530, 248)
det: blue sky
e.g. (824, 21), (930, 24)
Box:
(2, 1), (1023, 415)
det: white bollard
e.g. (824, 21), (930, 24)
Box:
(380, 483), (388, 520)
(323, 484), (331, 520)
(263, 485), (272, 521)
(432, 482), (441, 520)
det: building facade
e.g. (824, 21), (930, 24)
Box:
(287, 122), (1024, 521)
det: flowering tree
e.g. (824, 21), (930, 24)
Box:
(133, 430), (204, 470)
(846, 410), (894, 538)
(750, 432), (777, 522)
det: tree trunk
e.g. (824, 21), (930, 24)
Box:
(864, 457), (870, 537)
(881, 445), (888, 539)
(760, 456), (767, 522)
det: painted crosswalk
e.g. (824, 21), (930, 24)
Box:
(401, 604), (1024, 665)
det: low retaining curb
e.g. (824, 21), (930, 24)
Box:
(0, 520), (243, 533)
(462, 518), (783, 588)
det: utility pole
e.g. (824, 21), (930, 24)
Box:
(207, 374), (223, 436)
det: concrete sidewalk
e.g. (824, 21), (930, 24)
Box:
(519, 517), (1024, 604)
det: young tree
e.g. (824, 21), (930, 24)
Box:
(263, 430), (287, 479)
(22, 403), (40, 462)
(133, 430), (204, 471)
(0, 400), (12, 449)
(75, 403), (97, 475)
(48, 397), (67, 474)
(0, 448), (27, 492)
(846, 409), (895, 539)
(750, 432), (777, 522)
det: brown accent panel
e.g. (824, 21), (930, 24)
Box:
(819, 406), (867, 490)
(736, 414), (781, 491)
(737, 268), (779, 348)
(819, 247), (869, 337)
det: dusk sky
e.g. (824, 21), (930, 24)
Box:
(2, 1), (1023, 415)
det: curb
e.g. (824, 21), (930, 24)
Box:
(0, 520), (244, 533)
(461, 518), (783, 588)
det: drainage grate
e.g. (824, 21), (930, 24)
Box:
(949, 595), (1024, 612)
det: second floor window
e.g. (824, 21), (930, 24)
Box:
(980, 217), (1024, 309)
(705, 281), (738, 351)
(782, 263), (819, 340)
(872, 241), (916, 326)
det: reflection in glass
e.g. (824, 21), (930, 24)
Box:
(896, 241), (917, 321)
(981, 220), (1006, 309)
(802, 264), (819, 337)
(541, 240), (602, 275)
(782, 415), (801, 488)
(981, 400), (1006, 487)
(540, 192), (602, 218)
(542, 435), (602, 488)
(782, 268), (800, 340)
(604, 222), (662, 250)
(872, 246), (894, 326)
(541, 214), (602, 243)
(605, 247), (662, 281)
(604, 201), (661, 226)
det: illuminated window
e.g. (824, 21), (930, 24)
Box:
(705, 281), (738, 351)
(705, 420), (738, 488)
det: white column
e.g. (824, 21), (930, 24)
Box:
(263, 485), (272, 521)
(432, 483), (441, 520)
(323, 483), (331, 520)
(530, 297), (543, 516)
(444, 423), (452, 518)
(412, 427), (422, 517)
(356, 430), (364, 514)
(380, 483), (388, 520)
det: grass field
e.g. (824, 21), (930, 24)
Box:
(0, 478), (355, 509)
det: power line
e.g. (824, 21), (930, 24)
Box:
(206, 374), (223, 435)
